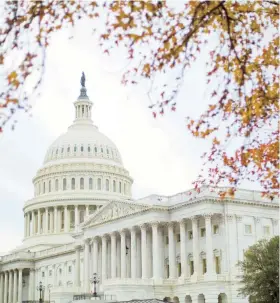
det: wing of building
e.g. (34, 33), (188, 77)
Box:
(0, 77), (279, 303)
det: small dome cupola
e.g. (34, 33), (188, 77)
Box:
(73, 72), (93, 125)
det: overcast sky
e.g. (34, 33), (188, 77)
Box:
(0, 16), (220, 254)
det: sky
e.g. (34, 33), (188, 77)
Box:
(0, 17), (213, 254)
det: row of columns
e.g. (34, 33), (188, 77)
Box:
(0, 269), (23, 303)
(24, 205), (96, 237)
(75, 215), (218, 292)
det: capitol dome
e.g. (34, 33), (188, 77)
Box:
(22, 73), (133, 250)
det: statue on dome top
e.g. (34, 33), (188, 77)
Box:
(81, 72), (86, 88)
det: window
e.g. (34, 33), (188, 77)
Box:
(61, 147), (64, 154)
(213, 225), (219, 234)
(97, 178), (101, 190)
(107, 148), (109, 154)
(245, 224), (252, 234)
(61, 210), (64, 229)
(166, 236), (169, 245)
(79, 210), (85, 223)
(74, 145), (77, 152)
(88, 146), (91, 152)
(81, 145), (84, 152)
(215, 256), (221, 274)
(188, 231), (193, 239)
(63, 178), (67, 190)
(166, 264), (169, 278)
(101, 147), (103, 153)
(43, 182), (46, 194)
(68, 266), (72, 273)
(49, 270), (52, 277)
(67, 146), (70, 153)
(42, 271), (45, 278)
(55, 179), (58, 191)
(59, 268), (62, 274)
(71, 178), (75, 190)
(202, 259), (207, 274)
(119, 181), (122, 193)
(56, 149), (58, 155)
(176, 234), (181, 242)
(124, 183), (126, 194)
(113, 180), (116, 192)
(89, 178), (93, 190)
(263, 226), (270, 236)
(106, 179), (109, 191)
(80, 178), (84, 190)
(94, 147), (97, 153)
(178, 262), (181, 276)
(70, 211), (75, 229)
(38, 183), (41, 194)
(49, 180), (51, 192)
(201, 228), (206, 237)
(190, 261), (194, 275)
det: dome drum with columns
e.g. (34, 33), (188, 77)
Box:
(0, 74), (278, 303)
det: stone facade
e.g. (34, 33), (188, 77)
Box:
(0, 81), (278, 303)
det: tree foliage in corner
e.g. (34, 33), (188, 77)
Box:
(238, 236), (279, 303)
(0, 1), (279, 196)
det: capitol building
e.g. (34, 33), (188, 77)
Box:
(0, 77), (278, 303)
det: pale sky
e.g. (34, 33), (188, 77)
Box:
(0, 18), (215, 254)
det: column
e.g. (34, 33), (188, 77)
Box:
(85, 205), (89, 217)
(12, 270), (17, 303)
(26, 213), (30, 237)
(272, 219), (279, 236)
(84, 239), (90, 292)
(101, 235), (107, 281)
(75, 205), (79, 231)
(50, 208), (54, 233)
(32, 210), (36, 235)
(92, 238), (98, 275)
(168, 222), (176, 278)
(254, 217), (261, 241)
(64, 206), (69, 232)
(205, 214), (215, 276)
(54, 206), (58, 233)
(45, 208), (49, 233)
(227, 215), (238, 274)
(191, 217), (199, 279)
(111, 233), (117, 279)
(151, 222), (160, 279)
(180, 219), (187, 278)
(140, 225), (147, 279)
(24, 215), (27, 238)
(38, 209), (41, 234)
(0, 273), (4, 303)
(8, 271), (12, 303)
(120, 230), (126, 279)
(18, 269), (22, 303)
(4, 272), (8, 303)
(75, 245), (81, 287)
(28, 269), (34, 300)
(130, 227), (137, 279)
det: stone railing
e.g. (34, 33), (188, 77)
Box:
(34, 243), (75, 259)
(0, 251), (35, 263)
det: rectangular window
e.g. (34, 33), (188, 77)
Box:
(166, 236), (169, 245)
(42, 271), (45, 278)
(166, 264), (169, 278)
(215, 256), (221, 274)
(49, 270), (52, 276)
(176, 234), (181, 242)
(213, 225), (219, 234)
(190, 261), (194, 275)
(202, 259), (207, 274)
(188, 231), (193, 240)
(178, 262), (181, 276)
(201, 228), (206, 237)
(68, 265), (72, 273)
(245, 224), (252, 234)
(263, 226), (270, 236)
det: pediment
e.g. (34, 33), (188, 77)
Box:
(82, 200), (151, 228)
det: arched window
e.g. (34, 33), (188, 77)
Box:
(43, 182), (46, 194)
(88, 146), (91, 152)
(74, 145), (77, 152)
(89, 178), (93, 190)
(106, 179), (109, 191)
(79, 210), (85, 223)
(80, 178), (84, 190)
(119, 181), (122, 193)
(55, 179), (58, 191)
(49, 180), (51, 192)
(97, 178), (101, 190)
(113, 180), (116, 192)
(81, 145), (84, 152)
(71, 178), (75, 190)
(67, 146), (70, 153)
(63, 178), (67, 190)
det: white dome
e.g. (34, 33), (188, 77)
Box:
(43, 123), (123, 166)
